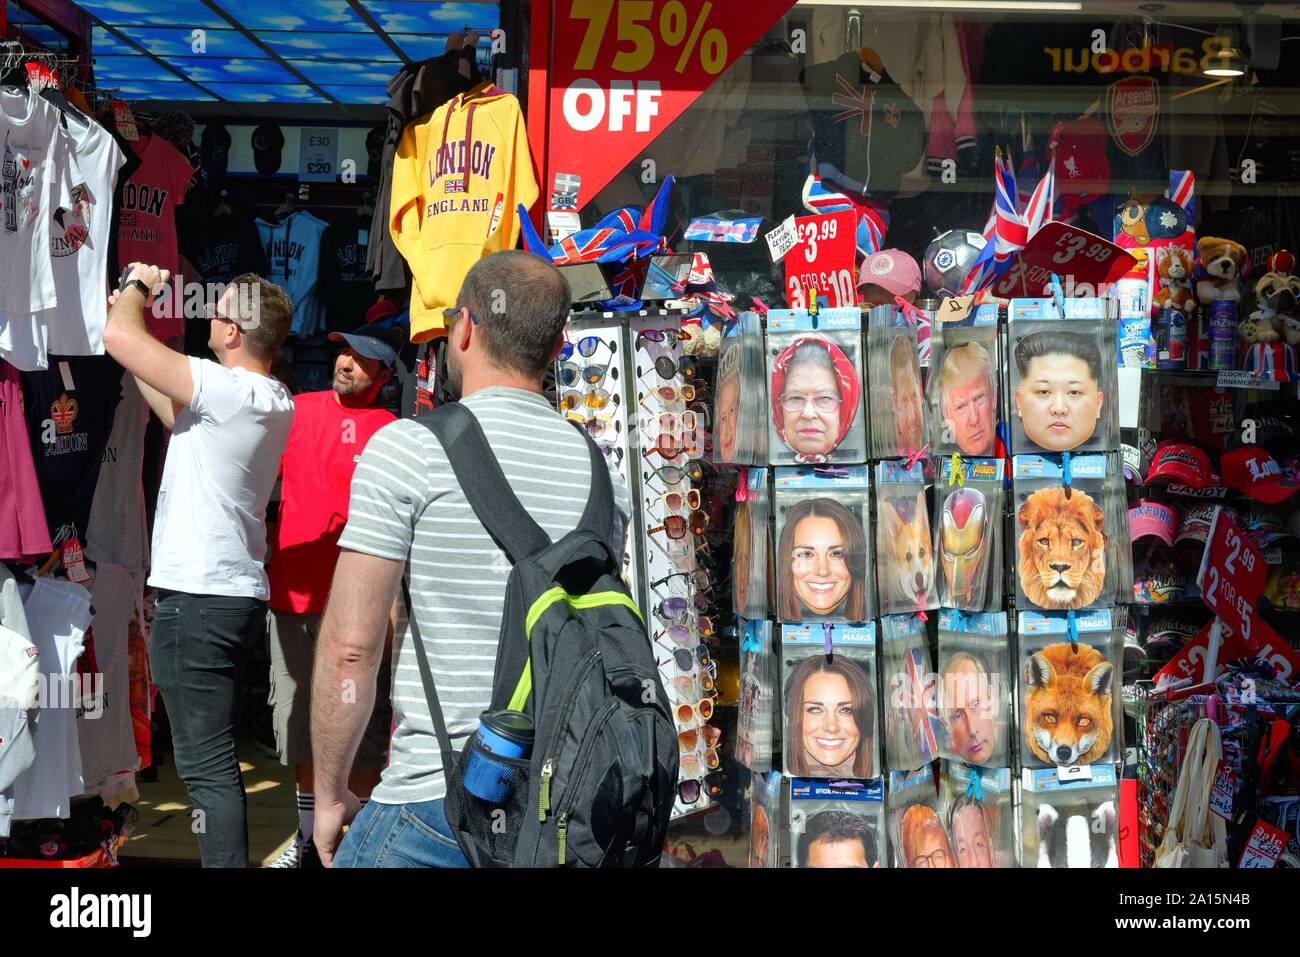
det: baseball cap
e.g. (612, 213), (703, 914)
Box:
(252, 122), (284, 176)
(1225, 414), (1298, 458)
(1145, 441), (1213, 488)
(1129, 499), (1178, 546)
(1176, 503), (1237, 544)
(1142, 613), (1202, 650)
(365, 299), (400, 326)
(200, 122), (231, 178)
(858, 248), (921, 299)
(1221, 445), (1300, 504)
(1133, 556), (1186, 605)
(328, 324), (402, 369)
(1238, 508), (1299, 551)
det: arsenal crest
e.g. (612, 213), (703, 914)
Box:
(1106, 76), (1159, 158)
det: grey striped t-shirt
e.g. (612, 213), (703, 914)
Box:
(338, 387), (631, 804)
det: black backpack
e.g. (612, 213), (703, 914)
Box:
(403, 402), (678, 867)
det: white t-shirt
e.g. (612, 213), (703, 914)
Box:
(149, 357), (294, 600)
(0, 88), (82, 371)
(45, 114), (127, 356)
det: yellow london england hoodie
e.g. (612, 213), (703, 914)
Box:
(390, 85), (539, 341)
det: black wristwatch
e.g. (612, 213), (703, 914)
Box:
(121, 278), (152, 298)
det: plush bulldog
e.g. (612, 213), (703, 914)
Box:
(1195, 236), (1248, 304)
(1248, 250), (1300, 346)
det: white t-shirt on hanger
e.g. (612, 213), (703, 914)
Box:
(45, 113), (128, 356)
(0, 87), (83, 371)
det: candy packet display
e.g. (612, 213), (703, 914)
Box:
(790, 778), (885, 868)
(1020, 764), (1120, 868)
(715, 311), (768, 464)
(875, 459), (937, 616)
(928, 304), (1002, 458)
(767, 308), (867, 465)
(782, 622), (878, 779)
(937, 610), (1012, 769)
(1018, 609), (1124, 769)
(935, 456), (1005, 612)
(733, 468), (771, 620)
(941, 764), (1016, 868)
(880, 613), (940, 773)
(1013, 454), (1116, 612)
(867, 304), (927, 460)
(888, 766), (950, 868)
(736, 618), (778, 774)
(1008, 297), (1118, 455)
(774, 466), (874, 623)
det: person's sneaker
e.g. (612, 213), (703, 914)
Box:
(267, 833), (307, 868)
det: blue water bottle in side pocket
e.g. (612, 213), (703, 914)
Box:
(464, 711), (534, 803)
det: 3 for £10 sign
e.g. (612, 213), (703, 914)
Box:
(785, 211), (857, 309)
(1197, 507), (1267, 650)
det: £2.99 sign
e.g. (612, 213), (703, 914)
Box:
(785, 211), (856, 309)
(1197, 508), (1267, 650)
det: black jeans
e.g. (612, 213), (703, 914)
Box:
(149, 590), (265, 868)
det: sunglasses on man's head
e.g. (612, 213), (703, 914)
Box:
(442, 306), (479, 325)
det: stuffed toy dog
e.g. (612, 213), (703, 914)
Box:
(1152, 246), (1195, 314)
(1196, 236), (1248, 304)
(1242, 271), (1300, 344)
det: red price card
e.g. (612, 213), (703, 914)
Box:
(1197, 509), (1267, 650)
(1019, 221), (1137, 288)
(784, 211), (856, 310)
(1239, 820), (1289, 869)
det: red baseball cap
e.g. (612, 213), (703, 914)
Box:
(365, 299), (400, 325)
(1145, 442), (1213, 488)
(1221, 446), (1300, 504)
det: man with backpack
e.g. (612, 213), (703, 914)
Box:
(312, 251), (669, 867)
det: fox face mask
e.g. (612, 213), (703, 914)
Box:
(1023, 641), (1115, 767)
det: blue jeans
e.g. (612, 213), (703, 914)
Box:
(334, 799), (469, 868)
(149, 590), (265, 868)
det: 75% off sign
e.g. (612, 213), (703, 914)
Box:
(548, 0), (796, 210)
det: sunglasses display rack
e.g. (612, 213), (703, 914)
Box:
(557, 307), (724, 818)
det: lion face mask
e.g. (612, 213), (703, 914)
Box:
(940, 486), (989, 607)
(1017, 487), (1106, 611)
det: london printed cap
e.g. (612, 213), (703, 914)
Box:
(1145, 441), (1212, 488)
(1221, 446), (1300, 504)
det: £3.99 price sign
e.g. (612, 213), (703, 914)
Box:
(785, 211), (856, 309)
(1197, 507), (1267, 651)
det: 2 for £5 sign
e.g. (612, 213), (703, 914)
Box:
(1197, 507), (1267, 650)
(549, 0), (796, 211)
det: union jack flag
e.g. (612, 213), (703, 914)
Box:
(902, 646), (941, 763)
(1166, 169), (1195, 217)
(800, 174), (889, 260)
(962, 149), (1049, 294)
(1022, 151), (1055, 240)
(552, 228), (627, 265)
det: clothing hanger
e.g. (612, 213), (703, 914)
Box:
(356, 189), (374, 221)
(213, 188), (232, 218)
(275, 191), (300, 219)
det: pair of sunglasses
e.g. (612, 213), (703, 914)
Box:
(677, 723), (721, 753)
(649, 510), (708, 540)
(658, 411), (698, 433)
(640, 385), (696, 406)
(635, 328), (689, 352)
(661, 488), (701, 513)
(676, 697), (715, 725)
(678, 772), (725, 805)
(559, 389), (618, 412)
(652, 569), (711, 591)
(641, 355), (698, 381)
(559, 362), (617, 388)
(559, 335), (614, 361)
(644, 462), (704, 486)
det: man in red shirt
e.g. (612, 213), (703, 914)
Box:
(266, 323), (400, 867)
